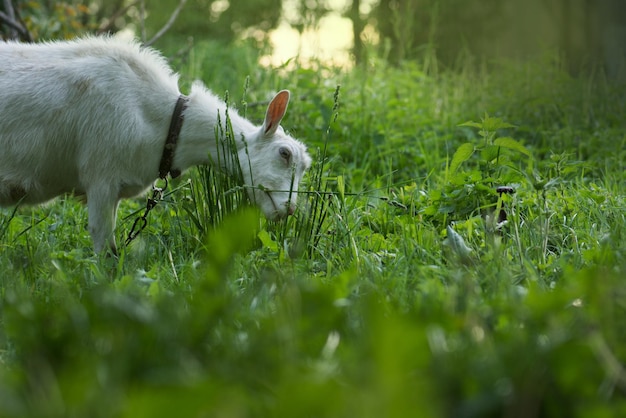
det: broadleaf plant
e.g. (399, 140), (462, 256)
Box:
(432, 115), (534, 225)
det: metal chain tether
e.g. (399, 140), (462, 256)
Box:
(125, 178), (168, 246)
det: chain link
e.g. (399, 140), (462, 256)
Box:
(125, 178), (168, 246)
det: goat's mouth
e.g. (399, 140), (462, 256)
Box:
(264, 191), (293, 220)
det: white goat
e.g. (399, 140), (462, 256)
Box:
(0, 36), (311, 254)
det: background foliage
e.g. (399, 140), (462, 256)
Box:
(1, 0), (626, 417)
(3, 0), (626, 74)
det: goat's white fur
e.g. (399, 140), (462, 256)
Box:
(0, 36), (311, 253)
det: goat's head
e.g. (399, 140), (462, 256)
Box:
(240, 90), (312, 220)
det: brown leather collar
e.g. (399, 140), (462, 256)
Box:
(159, 95), (190, 179)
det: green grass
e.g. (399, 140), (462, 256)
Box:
(1, 42), (625, 417)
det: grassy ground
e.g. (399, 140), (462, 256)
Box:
(1, 40), (625, 417)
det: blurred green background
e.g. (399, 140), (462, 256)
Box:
(3, 0), (626, 77)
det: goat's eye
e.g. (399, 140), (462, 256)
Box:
(279, 147), (291, 161)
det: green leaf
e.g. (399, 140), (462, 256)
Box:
(444, 225), (472, 259)
(458, 121), (483, 129)
(481, 145), (501, 162)
(257, 229), (279, 252)
(205, 209), (259, 273)
(337, 175), (345, 200)
(494, 137), (531, 157)
(450, 143), (475, 174)
(482, 115), (516, 131)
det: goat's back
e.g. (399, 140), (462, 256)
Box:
(0, 37), (181, 205)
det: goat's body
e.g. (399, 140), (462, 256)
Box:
(0, 38), (180, 205)
(0, 36), (310, 253)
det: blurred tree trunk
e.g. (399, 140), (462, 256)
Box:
(349, 0), (365, 65)
(374, 0), (401, 65)
(599, 0), (626, 79)
(559, 0), (573, 67)
(548, 0), (625, 77)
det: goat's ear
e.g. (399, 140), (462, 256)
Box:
(262, 90), (290, 137)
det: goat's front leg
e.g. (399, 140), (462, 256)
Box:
(87, 184), (120, 255)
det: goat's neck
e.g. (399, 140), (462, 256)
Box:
(173, 91), (257, 175)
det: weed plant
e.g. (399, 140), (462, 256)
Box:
(0, 41), (625, 417)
